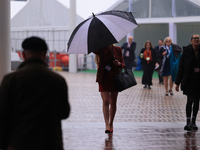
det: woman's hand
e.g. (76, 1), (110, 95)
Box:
(113, 60), (121, 66)
(175, 84), (179, 92)
(155, 63), (158, 67)
(162, 51), (167, 56)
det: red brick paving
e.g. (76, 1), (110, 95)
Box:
(57, 72), (200, 150)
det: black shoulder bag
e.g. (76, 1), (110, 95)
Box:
(109, 47), (137, 92)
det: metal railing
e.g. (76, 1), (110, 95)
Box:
(79, 55), (96, 71)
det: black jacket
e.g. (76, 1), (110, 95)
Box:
(121, 42), (136, 60)
(154, 45), (163, 63)
(175, 44), (200, 94)
(159, 44), (182, 59)
(140, 48), (157, 65)
(0, 58), (70, 150)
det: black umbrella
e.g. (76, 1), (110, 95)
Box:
(67, 10), (138, 54)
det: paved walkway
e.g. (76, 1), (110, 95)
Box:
(57, 71), (200, 150)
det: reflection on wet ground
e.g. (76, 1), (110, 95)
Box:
(58, 72), (200, 150)
(104, 134), (113, 150)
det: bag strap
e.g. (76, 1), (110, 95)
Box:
(108, 46), (125, 73)
(109, 47), (128, 72)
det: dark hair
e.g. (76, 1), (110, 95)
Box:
(144, 40), (153, 49)
(159, 39), (163, 42)
(191, 33), (200, 40)
(22, 36), (48, 52)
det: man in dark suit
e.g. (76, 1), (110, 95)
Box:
(154, 39), (163, 84)
(121, 36), (136, 70)
(0, 37), (70, 150)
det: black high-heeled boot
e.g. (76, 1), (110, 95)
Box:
(184, 118), (191, 131)
(191, 117), (198, 130)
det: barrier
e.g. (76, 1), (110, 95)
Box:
(16, 50), (69, 70)
(49, 51), (69, 69)
(16, 50), (24, 60)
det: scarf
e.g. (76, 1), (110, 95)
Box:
(159, 45), (181, 82)
(143, 49), (152, 64)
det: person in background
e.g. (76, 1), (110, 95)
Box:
(0, 36), (70, 150)
(94, 44), (125, 134)
(140, 40), (158, 89)
(159, 37), (182, 96)
(154, 39), (164, 84)
(175, 34), (200, 131)
(121, 36), (136, 70)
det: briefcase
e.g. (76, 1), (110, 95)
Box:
(115, 69), (137, 92)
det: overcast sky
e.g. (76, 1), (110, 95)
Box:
(57, 0), (119, 19)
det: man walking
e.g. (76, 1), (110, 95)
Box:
(121, 36), (136, 70)
(0, 36), (70, 150)
(154, 39), (164, 84)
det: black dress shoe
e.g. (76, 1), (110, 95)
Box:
(143, 85), (147, 89)
(148, 85), (151, 89)
(191, 123), (198, 130)
(169, 90), (174, 96)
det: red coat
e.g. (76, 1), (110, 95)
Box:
(94, 45), (125, 84)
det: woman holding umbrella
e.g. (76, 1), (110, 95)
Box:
(67, 10), (137, 133)
(94, 44), (125, 133)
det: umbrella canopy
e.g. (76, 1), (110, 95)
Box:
(67, 10), (138, 54)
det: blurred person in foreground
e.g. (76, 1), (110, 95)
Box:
(175, 34), (200, 131)
(159, 37), (182, 96)
(121, 36), (136, 70)
(154, 39), (164, 84)
(140, 40), (158, 89)
(94, 44), (125, 134)
(0, 36), (70, 150)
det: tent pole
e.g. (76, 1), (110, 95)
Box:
(69, 0), (77, 73)
(0, 0), (11, 83)
(127, 0), (133, 41)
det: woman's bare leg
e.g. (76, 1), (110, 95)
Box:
(101, 92), (110, 130)
(109, 92), (118, 130)
(163, 76), (168, 93)
(169, 75), (174, 91)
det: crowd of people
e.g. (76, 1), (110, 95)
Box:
(139, 37), (182, 94)
(128, 34), (200, 132)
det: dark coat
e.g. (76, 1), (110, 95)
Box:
(121, 41), (136, 60)
(94, 45), (125, 84)
(0, 58), (70, 150)
(159, 44), (182, 59)
(154, 45), (163, 63)
(175, 44), (200, 95)
(140, 48), (157, 85)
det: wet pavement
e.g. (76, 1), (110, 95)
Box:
(57, 71), (200, 150)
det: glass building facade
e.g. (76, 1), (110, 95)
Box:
(111, 0), (200, 61)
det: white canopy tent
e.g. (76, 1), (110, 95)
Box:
(11, 0), (84, 53)
(10, 1), (27, 19)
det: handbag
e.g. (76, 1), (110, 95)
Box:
(108, 46), (137, 92)
(115, 69), (137, 92)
